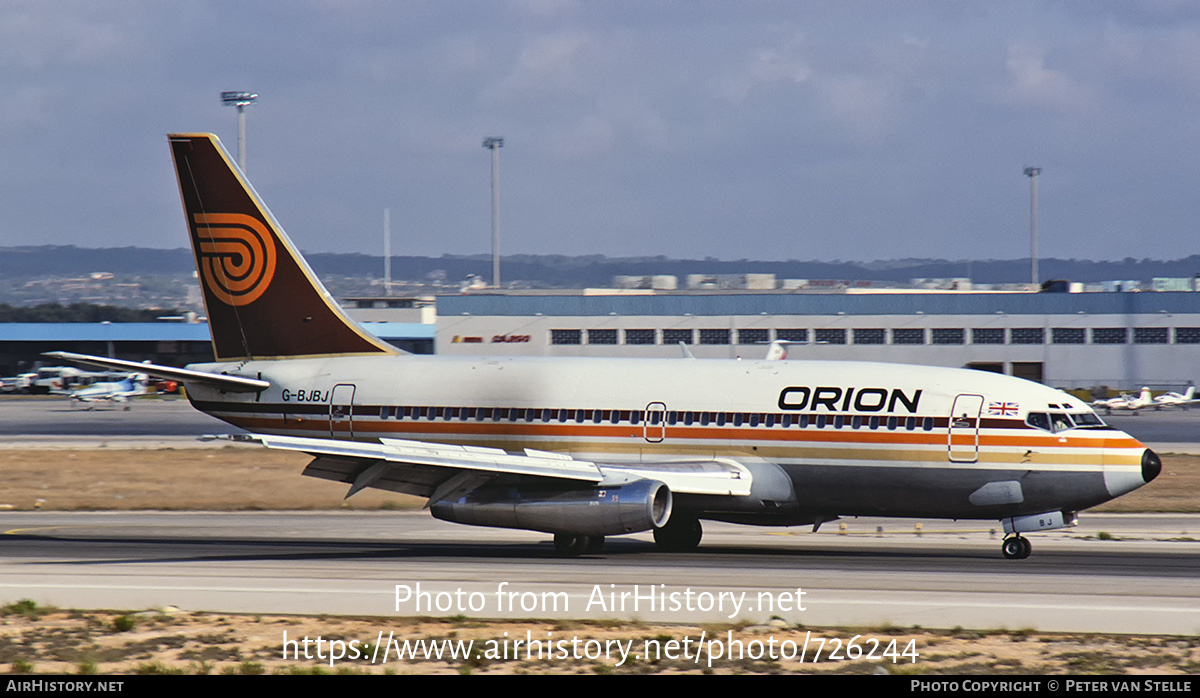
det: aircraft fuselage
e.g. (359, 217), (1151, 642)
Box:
(185, 354), (1151, 524)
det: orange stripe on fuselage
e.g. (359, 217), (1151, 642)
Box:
(210, 412), (1143, 451)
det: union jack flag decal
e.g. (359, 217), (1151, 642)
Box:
(988, 401), (1019, 416)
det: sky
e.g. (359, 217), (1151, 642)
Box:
(3, 1), (1200, 262)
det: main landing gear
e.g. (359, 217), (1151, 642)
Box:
(653, 515), (703, 552)
(553, 534), (604, 556)
(551, 515), (705, 556)
(1001, 535), (1032, 560)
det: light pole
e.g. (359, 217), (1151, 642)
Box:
(1024, 166), (1041, 287)
(483, 136), (504, 288)
(384, 208), (392, 297)
(221, 91), (258, 172)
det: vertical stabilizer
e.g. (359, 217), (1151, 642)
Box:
(169, 133), (398, 361)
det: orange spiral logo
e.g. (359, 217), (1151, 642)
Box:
(191, 213), (277, 306)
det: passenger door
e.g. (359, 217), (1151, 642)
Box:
(948, 394), (984, 462)
(329, 383), (357, 439)
(643, 401), (666, 443)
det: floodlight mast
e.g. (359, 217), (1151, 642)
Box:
(1024, 166), (1041, 287)
(483, 136), (504, 288)
(221, 91), (258, 172)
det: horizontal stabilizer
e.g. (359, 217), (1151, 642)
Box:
(43, 351), (269, 392)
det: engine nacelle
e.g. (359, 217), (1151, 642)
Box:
(430, 479), (672, 537)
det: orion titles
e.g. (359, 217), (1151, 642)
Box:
(778, 386), (922, 413)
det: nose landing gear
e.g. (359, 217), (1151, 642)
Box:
(1001, 535), (1032, 559)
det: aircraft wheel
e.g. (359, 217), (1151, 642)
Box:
(653, 515), (702, 552)
(1001, 536), (1031, 560)
(553, 534), (592, 557)
(585, 536), (605, 554)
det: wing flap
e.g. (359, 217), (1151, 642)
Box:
(258, 433), (605, 483)
(599, 459), (753, 496)
(248, 434), (754, 498)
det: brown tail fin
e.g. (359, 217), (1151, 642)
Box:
(169, 133), (398, 361)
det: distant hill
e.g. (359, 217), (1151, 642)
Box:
(1, 245), (1198, 287)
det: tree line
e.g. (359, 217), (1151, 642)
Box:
(0, 303), (179, 323)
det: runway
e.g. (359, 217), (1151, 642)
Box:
(2, 511), (1197, 635)
(1, 397), (1198, 635)
(0, 396), (237, 439)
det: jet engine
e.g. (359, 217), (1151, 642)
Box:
(430, 478), (672, 536)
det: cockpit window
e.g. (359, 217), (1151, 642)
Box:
(1050, 413), (1073, 432)
(1069, 412), (1106, 428)
(1026, 412), (1051, 431)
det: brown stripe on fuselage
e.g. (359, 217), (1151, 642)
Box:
(199, 406), (1140, 451)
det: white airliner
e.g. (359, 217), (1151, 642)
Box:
(48, 133), (1161, 560)
(68, 373), (150, 409)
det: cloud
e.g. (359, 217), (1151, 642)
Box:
(499, 31), (594, 94)
(0, 4), (132, 71)
(714, 35), (813, 103)
(997, 42), (1097, 112)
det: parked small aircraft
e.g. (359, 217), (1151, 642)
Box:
(1153, 385), (1198, 410)
(68, 374), (150, 409)
(1092, 388), (1153, 415)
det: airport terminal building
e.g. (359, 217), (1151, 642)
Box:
(5, 290), (1200, 393)
(433, 291), (1200, 392)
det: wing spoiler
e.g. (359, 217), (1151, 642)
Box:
(43, 351), (269, 393)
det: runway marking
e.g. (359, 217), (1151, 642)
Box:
(0, 582), (385, 595)
(0, 582), (1192, 615)
(3, 526), (81, 535)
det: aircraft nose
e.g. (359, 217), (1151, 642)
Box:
(1142, 448), (1162, 484)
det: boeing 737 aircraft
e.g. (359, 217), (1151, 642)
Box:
(49, 133), (1161, 560)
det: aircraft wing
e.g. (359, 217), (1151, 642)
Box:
(44, 351), (269, 393)
(236, 433), (752, 501)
